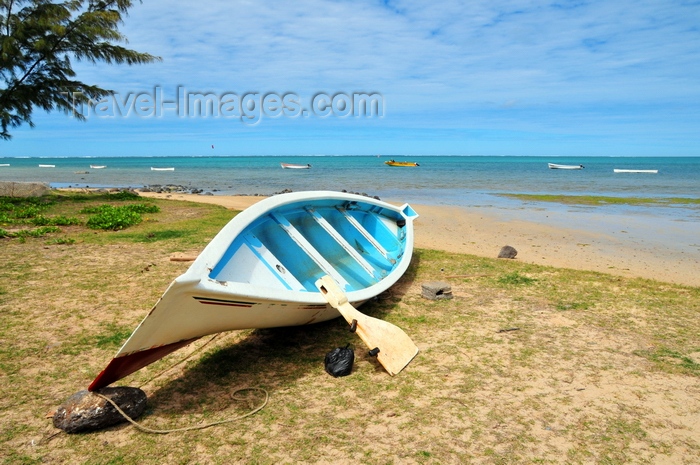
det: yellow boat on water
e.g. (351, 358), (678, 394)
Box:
(384, 160), (419, 167)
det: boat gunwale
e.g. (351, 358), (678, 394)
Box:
(185, 191), (418, 305)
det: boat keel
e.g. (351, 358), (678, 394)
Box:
(88, 338), (199, 391)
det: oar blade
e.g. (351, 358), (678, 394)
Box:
(316, 276), (418, 375)
(355, 315), (418, 375)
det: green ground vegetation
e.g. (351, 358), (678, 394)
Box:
(1, 192), (698, 464)
(498, 193), (700, 207)
(0, 191), (157, 238)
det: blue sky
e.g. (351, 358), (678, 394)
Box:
(4, 0), (700, 157)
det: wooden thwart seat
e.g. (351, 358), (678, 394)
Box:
(335, 207), (390, 260)
(270, 212), (350, 289)
(305, 207), (380, 280)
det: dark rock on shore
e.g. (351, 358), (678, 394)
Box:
(53, 387), (147, 433)
(498, 245), (518, 259)
(340, 190), (381, 200)
(140, 184), (193, 194)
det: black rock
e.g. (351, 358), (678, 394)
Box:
(53, 387), (147, 433)
(498, 245), (518, 259)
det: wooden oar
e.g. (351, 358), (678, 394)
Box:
(315, 276), (418, 375)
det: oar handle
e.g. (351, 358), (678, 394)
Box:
(317, 277), (350, 308)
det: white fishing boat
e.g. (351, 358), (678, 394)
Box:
(548, 163), (584, 170)
(151, 167), (175, 171)
(88, 191), (419, 390)
(90, 165), (106, 169)
(613, 169), (658, 174)
(0, 163), (10, 167)
(281, 162), (311, 169)
(38, 164), (56, 168)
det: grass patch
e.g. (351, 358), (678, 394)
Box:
(497, 271), (537, 285)
(634, 347), (700, 376)
(0, 192), (160, 237)
(85, 206), (144, 230)
(115, 229), (190, 243)
(7, 225), (61, 239)
(0, 193), (698, 464)
(498, 193), (700, 206)
(45, 237), (76, 245)
(81, 204), (160, 230)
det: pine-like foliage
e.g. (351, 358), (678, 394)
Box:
(0, 0), (160, 139)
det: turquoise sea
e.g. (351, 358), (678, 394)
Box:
(1, 156), (699, 213)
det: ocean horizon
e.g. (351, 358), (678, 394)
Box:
(1, 155), (699, 216)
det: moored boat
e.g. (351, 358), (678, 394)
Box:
(90, 165), (106, 169)
(151, 167), (175, 171)
(384, 160), (419, 167)
(613, 169), (658, 173)
(38, 164), (55, 168)
(548, 163), (584, 170)
(281, 162), (311, 169)
(0, 163), (9, 167)
(88, 191), (419, 390)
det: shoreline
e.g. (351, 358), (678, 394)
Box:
(137, 191), (700, 287)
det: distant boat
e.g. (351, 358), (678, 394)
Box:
(38, 164), (55, 168)
(548, 163), (584, 170)
(281, 163), (311, 169)
(385, 160), (419, 167)
(90, 165), (106, 169)
(613, 169), (658, 174)
(151, 167), (175, 171)
(0, 163), (9, 167)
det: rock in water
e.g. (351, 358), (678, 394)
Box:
(498, 245), (518, 259)
(53, 387), (147, 433)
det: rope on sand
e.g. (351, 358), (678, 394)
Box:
(95, 387), (269, 434)
(98, 333), (268, 434)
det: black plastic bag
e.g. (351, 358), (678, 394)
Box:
(324, 344), (354, 377)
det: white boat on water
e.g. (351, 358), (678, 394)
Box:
(0, 163), (10, 167)
(281, 162), (311, 169)
(548, 163), (584, 170)
(38, 164), (55, 168)
(90, 165), (106, 169)
(151, 167), (175, 171)
(614, 169), (658, 174)
(88, 191), (419, 390)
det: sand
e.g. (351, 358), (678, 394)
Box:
(137, 191), (700, 287)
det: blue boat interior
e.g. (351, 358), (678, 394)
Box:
(208, 200), (413, 292)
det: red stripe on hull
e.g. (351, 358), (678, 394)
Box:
(198, 301), (252, 307)
(88, 338), (199, 391)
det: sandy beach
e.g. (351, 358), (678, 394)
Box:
(137, 191), (700, 287)
(3, 188), (697, 463)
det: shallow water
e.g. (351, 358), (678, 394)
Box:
(1, 155), (699, 217)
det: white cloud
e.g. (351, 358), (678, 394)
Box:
(8, 0), (700, 155)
